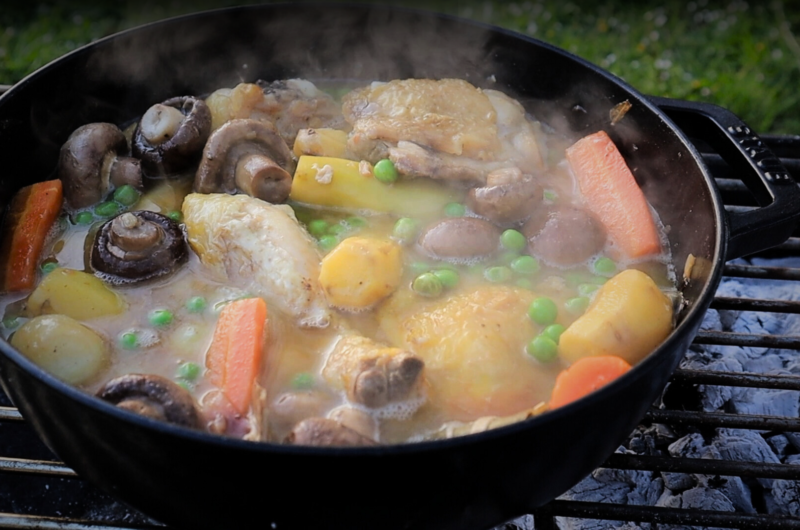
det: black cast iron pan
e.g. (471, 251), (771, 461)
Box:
(0, 4), (798, 530)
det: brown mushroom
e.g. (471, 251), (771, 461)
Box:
(132, 95), (212, 176)
(90, 210), (188, 284)
(285, 417), (378, 447)
(417, 217), (501, 261)
(58, 123), (143, 209)
(522, 205), (607, 266)
(97, 373), (201, 429)
(194, 119), (296, 204)
(466, 168), (542, 226)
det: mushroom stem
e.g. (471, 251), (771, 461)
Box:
(234, 153), (293, 204)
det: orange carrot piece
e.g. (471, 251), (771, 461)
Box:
(205, 297), (268, 415)
(566, 130), (661, 259)
(549, 355), (631, 409)
(0, 179), (63, 292)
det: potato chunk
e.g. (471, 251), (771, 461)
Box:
(558, 269), (673, 365)
(319, 237), (402, 310)
(26, 268), (126, 320)
(11, 314), (109, 385)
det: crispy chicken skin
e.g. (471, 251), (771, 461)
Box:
(182, 193), (331, 328)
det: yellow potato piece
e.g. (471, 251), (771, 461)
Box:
(319, 237), (402, 310)
(379, 285), (560, 421)
(26, 268), (127, 321)
(11, 314), (109, 385)
(558, 269), (673, 365)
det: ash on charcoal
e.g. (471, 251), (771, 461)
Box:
(766, 434), (791, 457)
(655, 486), (735, 530)
(764, 457), (800, 518)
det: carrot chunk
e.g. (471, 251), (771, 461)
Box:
(566, 130), (661, 259)
(549, 355), (631, 409)
(205, 297), (268, 415)
(0, 179), (63, 292)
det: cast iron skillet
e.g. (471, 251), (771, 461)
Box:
(0, 5), (798, 530)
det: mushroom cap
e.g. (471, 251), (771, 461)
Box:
(97, 373), (201, 429)
(90, 210), (188, 284)
(132, 95), (212, 176)
(58, 123), (128, 209)
(194, 118), (296, 195)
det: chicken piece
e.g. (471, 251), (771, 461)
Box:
(379, 286), (561, 421)
(342, 78), (501, 161)
(484, 89), (544, 171)
(322, 335), (426, 410)
(206, 79), (346, 146)
(388, 141), (508, 186)
(182, 193), (331, 328)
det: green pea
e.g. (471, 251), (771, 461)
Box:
(112, 184), (140, 206)
(498, 250), (521, 265)
(318, 235), (339, 252)
(149, 309), (174, 328)
(120, 331), (138, 350)
(374, 159), (399, 183)
(408, 261), (433, 275)
(328, 223), (350, 237)
(484, 266), (512, 283)
(412, 272), (443, 297)
(433, 268), (459, 289)
(307, 219), (329, 237)
(186, 296), (207, 313)
(515, 278), (534, 290)
(346, 216), (368, 229)
(565, 296), (590, 315)
(577, 283), (600, 297)
(2, 316), (20, 330)
(528, 297), (557, 325)
(176, 379), (194, 392)
(543, 189), (558, 203)
(94, 201), (119, 218)
(291, 372), (315, 390)
(500, 229), (527, 251)
(564, 271), (592, 288)
(167, 210), (183, 223)
(510, 255), (540, 275)
(41, 261), (58, 274)
(74, 211), (94, 225)
(526, 335), (559, 362)
(393, 217), (420, 244)
(593, 257), (617, 277)
(177, 361), (201, 381)
(542, 323), (566, 343)
(444, 202), (466, 217)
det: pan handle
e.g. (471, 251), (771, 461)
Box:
(647, 95), (800, 261)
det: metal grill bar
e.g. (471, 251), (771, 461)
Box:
(603, 453), (800, 480)
(0, 514), (162, 530)
(646, 408), (800, 431)
(0, 457), (75, 477)
(533, 501), (800, 530)
(711, 296), (800, 313)
(0, 407), (23, 422)
(693, 330), (800, 349)
(723, 263), (800, 281)
(671, 368), (800, 390)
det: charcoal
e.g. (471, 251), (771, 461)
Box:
(785, 432), (800, 452)
(710, 429), (781, 488)
(695, 474), (755, 514)
(766, 434), (791, 458)
(731, 385), (800, 419)
(626, 423), (676, 456)
(655, 486), (735, 530)
(786, 454), (800, 465)
(766, 478), (800, 517)
(661, 472), (695, 491)
(668, 433), (721, 460)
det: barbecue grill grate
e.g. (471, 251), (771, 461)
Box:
(0, 81), (799, 529)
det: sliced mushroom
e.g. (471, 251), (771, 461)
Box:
(522, 205), (607, 266)
(58, 123), (143, 209)
(90, 210), (188, 284)
(285, 417), (378, 447)
(97, 373), (201, 429)
(132, 96), (212, 177)
(466, 167), (542, 225)
(417, 217), (501, 261)
(194, 119), (296, 204)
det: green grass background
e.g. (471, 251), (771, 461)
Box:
(2, 0), (800, 133)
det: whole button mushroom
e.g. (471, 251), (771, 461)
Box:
(90, 210), (188, 284)
(418, 217), (501, 261)
(58, 123), (143, 209)
(97, 373), (202, 429)
(522, 205), (607, 266)
(466, 169), (542, 226)
(194, 118), (296, 204)
(285, 417), (378, 447)
(132, 95), (212, 177)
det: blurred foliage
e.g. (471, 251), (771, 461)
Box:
(1, 0), (799, 133)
